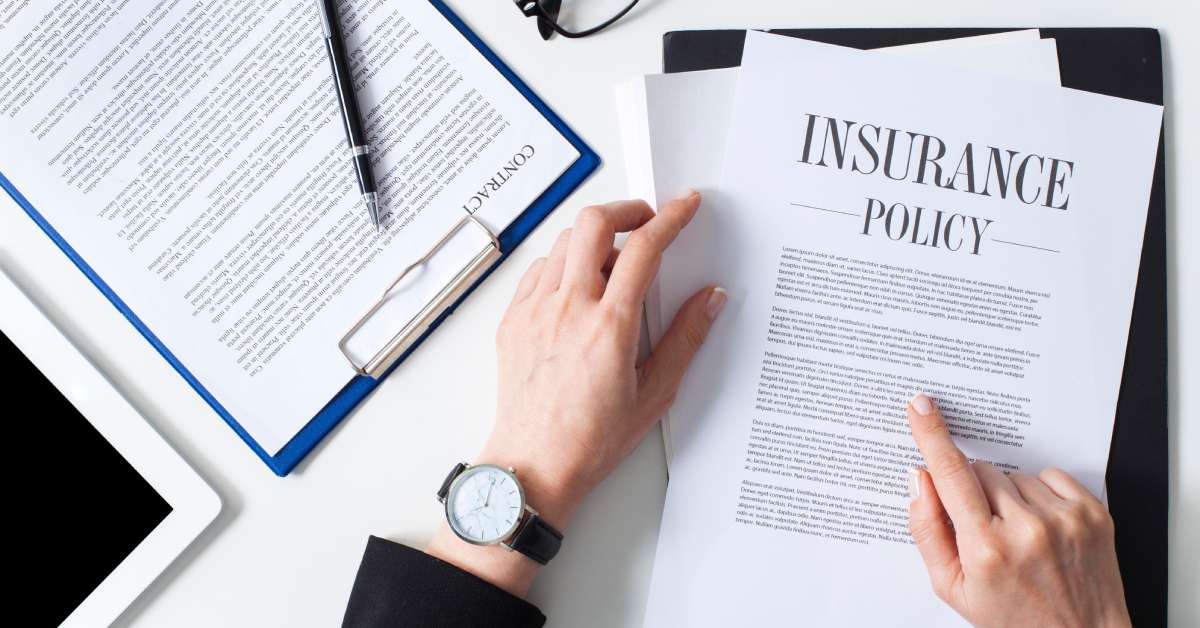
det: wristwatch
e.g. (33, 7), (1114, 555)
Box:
(437, 462), (564, 565)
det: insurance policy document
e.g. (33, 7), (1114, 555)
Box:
(0, 1), (578, 454)
(614, 31), (1063, 463)
(643, 33), (1161, 626)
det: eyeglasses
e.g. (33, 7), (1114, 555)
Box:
(514, 0), (641, 40)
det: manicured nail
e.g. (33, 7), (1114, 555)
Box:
(910, 392), (935, 415)
(908, 469), (922, 501)
(706, 286), (728, 321)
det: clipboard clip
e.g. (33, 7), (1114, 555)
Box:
(339, 215), (502, 378)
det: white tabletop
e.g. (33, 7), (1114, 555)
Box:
(1, 1), (1195, 625)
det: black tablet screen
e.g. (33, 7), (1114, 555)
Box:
(7, 330), (172, 624)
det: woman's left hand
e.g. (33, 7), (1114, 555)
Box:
(428, 192), (725, 596)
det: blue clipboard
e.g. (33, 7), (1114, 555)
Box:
(0, 0), (599, 476)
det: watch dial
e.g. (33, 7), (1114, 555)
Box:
(447, 466), (524, 544)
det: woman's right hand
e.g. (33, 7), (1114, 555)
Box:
(905, 393), (1131, 628)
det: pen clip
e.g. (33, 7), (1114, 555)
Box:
(315, 0), (334, 38)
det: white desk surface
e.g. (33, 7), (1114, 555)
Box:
(1, 1), (1195, 625)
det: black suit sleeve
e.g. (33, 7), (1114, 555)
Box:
(342, 536), (547, 628)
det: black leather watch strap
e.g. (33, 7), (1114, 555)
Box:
(437, 462), (467, 502)
(508, 514), (563, 565)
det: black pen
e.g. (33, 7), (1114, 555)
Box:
(316, 0), (380, 229)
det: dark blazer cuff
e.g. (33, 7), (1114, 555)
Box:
(342, 535), (546, 628)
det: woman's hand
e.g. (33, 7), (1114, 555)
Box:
(428, 192), (725, 595)
(480, 192), (724, 522)
(906, 393), (1131, 628)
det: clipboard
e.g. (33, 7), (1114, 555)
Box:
(0, 0), (599, 477)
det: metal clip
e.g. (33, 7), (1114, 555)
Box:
(339, 215), (501, 378)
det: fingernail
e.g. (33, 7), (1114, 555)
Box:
(908, 469), (922, 501)
(910, 392), (935, 415)
(684, 188), (700, 200)
(705, 286), (728, 321)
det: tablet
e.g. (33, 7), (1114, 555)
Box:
(2, 268), (221, 627)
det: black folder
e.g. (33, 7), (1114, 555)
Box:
(663, 28), (1167, 626)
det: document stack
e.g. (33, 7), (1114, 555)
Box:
(616, 30), (1164, 626)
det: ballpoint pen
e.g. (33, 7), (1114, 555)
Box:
(316, 0), (380, 229)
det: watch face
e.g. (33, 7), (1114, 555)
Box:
(446, 465), (525, 545)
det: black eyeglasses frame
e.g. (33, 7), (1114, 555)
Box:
(514, 0), (642, 40)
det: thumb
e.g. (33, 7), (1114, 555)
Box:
(908, 468), (966, 608)
(636, 286), (727, 423)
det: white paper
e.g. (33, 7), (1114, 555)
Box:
(0, 1), (578, 454)
(615, 34), (1063, 462)
(643, 32), (1161, 627)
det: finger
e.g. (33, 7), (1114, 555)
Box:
(512, 257), (546, 304)
(600, 247), (621, 277)
(907, 468), (966, 607)
(1037, 467), (1100, 504)
(1009, 473), (1064, 513)
(562, 200), (655, 296)
(971, 461), (1025, 519)
(635, 286), (726, 425)
(906, 393), (991, 527)
(604, 190), (702, 311)
(535, 228), (572, 294)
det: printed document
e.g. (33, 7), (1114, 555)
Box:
(0, 1), (578, 453)
(643, 32), (1161, 626)
(615, 32), (1063, 462)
